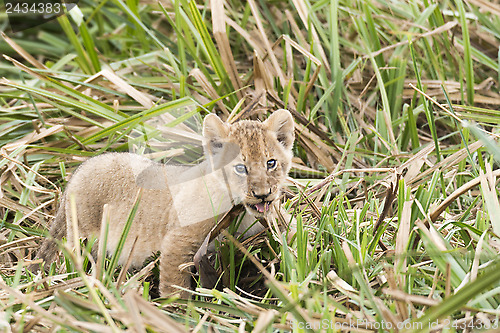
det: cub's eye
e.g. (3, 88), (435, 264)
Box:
(267, 159), (277, 170)
(234, 164), (248, 175)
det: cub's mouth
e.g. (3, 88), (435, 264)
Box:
(247, 201), (272, 214)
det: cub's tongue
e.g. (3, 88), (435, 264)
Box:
(255, 202), (266, 213)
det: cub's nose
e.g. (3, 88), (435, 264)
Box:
(251, 189), (271, 201)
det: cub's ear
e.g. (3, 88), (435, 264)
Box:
(203, 113), (228, 152)
(264, 109), (295, 151)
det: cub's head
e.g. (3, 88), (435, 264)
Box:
(202, 110), (294, 217)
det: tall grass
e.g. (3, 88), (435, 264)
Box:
(0, 0), (500, 331)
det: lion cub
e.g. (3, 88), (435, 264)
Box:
(32, 109), (295, 296)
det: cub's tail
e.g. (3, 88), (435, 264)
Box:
(29, 197), (66, 273)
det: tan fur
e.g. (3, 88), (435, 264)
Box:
(32, 110), (295, 297)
